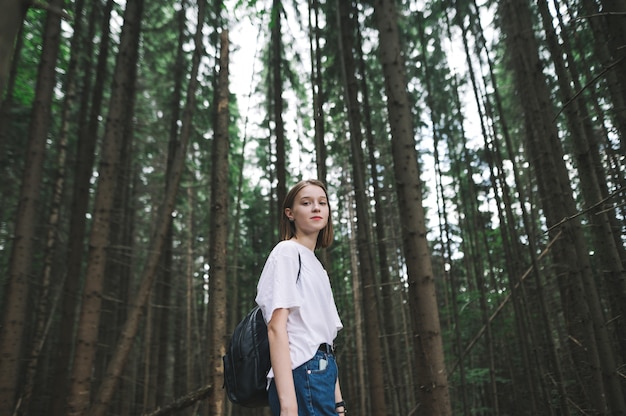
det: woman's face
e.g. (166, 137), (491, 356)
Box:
(285, 184), (329, 236)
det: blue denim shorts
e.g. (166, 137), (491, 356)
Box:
(268, 350), (338, 415)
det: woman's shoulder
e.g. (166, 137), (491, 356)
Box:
(271, 240), (301, 256)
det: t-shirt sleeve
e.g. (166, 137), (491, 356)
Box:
(328, 275), (344, 331)
(256, 244), (302, 323)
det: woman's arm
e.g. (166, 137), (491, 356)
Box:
(335, 376), (345, 414)
(267, 308), (298, 415)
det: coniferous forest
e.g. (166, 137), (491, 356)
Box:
(0, 0), (625, 415)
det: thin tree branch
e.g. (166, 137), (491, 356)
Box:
(141, 385), (212, 416)
(575, 12), (626, 19)
(545, 372), (592, 415)
(546, 187), (625, 232)
(29, 0), (71, 20)
(554, 56), (626, 120)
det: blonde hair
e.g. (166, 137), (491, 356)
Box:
(279, 179), (334, 249)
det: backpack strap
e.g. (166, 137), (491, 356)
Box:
(296, 253), (302, 284)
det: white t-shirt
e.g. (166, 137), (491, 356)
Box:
(255, 240), (343, 379)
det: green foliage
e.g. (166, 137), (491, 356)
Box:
(9, 9), (46, 107)
(238, 183), (277, 275)
(2, 0), (624, 414)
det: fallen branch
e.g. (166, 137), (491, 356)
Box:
(142, 384), (212, 416)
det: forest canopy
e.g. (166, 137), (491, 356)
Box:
(0, 0), (624, 415)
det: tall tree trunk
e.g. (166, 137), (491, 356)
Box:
(560, 0), (626, 301)
(225, 34), (251, 412)
(50, 2), (114, 414)
(450, 8), (540, 411)
(498, 0), (625, 413)
(184, 186), (196, 416)
(0, 15), (25, 159)
(464, 0), (570, 410)
(224, 180), (238, 416)
(87, 0), (204, 413)
(336, 1), (389, 415)
(372, 1), (452, 414)
(162, 3), (188, 410)
(152, 284), (174, 414)
(308, 0), (329, 266)
(157, 228), (174, 409)
(0, 0), (64, 412)
(207, 29), (230, 416)
(441, 9), (482, 415)
(100, 77), (136, 415)
(447, 5), (521, 412)
(65, 0), (143, 413)
(309, 0), (326, 184)
(142, 295), (156, 410)
(142, 25), (184, 402)
(16, 0), (85, 411)
(344, 183), (368, 416)
(597, 0), (626, 147)
(272, 0), (286, 211)
(355, 4), (402, 411)
(433, 150), (469, 415)
(142, 259), (169, 410)
(0, 0), (28, 102)
(579, 0), (626, 145)
(538, 0), (626, 364)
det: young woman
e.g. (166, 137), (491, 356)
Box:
(255, 180), (347, 416)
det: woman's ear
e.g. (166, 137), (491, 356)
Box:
(284, 208), (293, 222)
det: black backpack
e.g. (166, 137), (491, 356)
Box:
(223, 254), (301, 407)
(223, 306), (271, 407)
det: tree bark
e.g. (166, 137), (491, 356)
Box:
(16, 0), (86, 412)
(167, 3), (189, 409)
(0, 0), (64, 412)
(309, 0), (327, 183)
(579, 0), (626, 145)
(65, 0), (144, 413)
(272, 0), (286, 212)
(538, 0), (626, 368)
(100, 55), (137, 415)
(372, 0), (452, 414)
(87, 0), (204, 413)
(207, 29), (230, 416)
(498, 0), (625, 413)
(184, 186), (196, 415)
(50, 2), (114, 414)
(451, 7), (539, 411)
(344, 185), (368, 415)
(463, 0), (570, 410)
(0, 0), (28, 102)
(336, 1), (389, 414)
(351, 5), (403, 411)
(597, 0), (626, 146)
